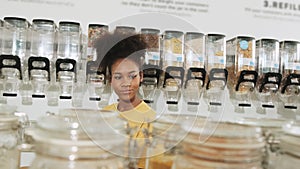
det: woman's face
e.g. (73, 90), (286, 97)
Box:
(111, 58), (142, 103)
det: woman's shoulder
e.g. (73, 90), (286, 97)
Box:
(102, 103), (118, 111)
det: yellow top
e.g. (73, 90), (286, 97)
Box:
(103, 101), (156, 169)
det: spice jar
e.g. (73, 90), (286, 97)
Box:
(173, 119), (265, 169)
(274, 120), (300, 169)
(29, 109), (128, 169)
(0, 104), (20, 169)
(147, 114), (199, 169)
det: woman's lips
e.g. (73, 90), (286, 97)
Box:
(120, 90), (132, 94)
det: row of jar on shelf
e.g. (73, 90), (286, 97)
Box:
(1, 104), (300, 169)
(0, 54), (299, 115)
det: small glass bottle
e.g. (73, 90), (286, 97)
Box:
(0, 104), (20, 169)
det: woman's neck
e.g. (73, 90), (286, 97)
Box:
(117, 97), (142, 112)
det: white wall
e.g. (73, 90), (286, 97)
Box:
(2, 0), (300, 40)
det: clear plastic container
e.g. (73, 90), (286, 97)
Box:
(57, 21), (82, 62)
(2, 17), (30, 64)
(141, 28), (160, 66)
(0, 104), (20, 169)
(184, 32), (205, 70)
(256, 38), (280, 92)
(162, 30), (184, 70)
(30, 19), (57, 61)
(205, 33), (226, 72)
(205, 33), (227, 90)
(226, 36), (256, 92)
(279, 40), (300, 95)
(173, 120), (265, 169)
(87, 24), (108, 61)
(29, 109), (128, 169)
(183, 32), (206, 109)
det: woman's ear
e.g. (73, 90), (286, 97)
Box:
(139, 71), (144, 82)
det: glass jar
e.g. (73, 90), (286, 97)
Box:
(87, 24), (108, 61)
(0, 104), (20, 169)
(147, 114), (199, 169)
(234, 117), (288, 169)
(29, 109), (128, 169)
(173, 120), (265, 169)
(274, 121), (300, 169)
(57, 21), (82, 62)
(162, 30), (184, 70)
(141, 28), (160, 66)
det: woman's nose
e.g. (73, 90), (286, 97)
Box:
(121, 77), (132, 86)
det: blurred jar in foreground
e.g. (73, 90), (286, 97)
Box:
(29, 109), (128, 169)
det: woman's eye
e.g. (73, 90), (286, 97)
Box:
(114, 76), (122, 80)
(129, 74), (137, 79)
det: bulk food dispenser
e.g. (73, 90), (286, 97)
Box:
(204, 33), (227, 113)
(254, 38), (281, 114)
(140, 28), (161, 109)
(161, 30), (184, 111)
(56, 21), (81, 100)
(86, 24), (110, 107)
(183, 32), (206, 112)
(277, 40), (300, 118)
(27, 19), (57, 98)
(1, 17), (29, 98)
(226, 36), (257, 113)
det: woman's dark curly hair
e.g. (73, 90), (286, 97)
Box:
(93, 31), (147, 76)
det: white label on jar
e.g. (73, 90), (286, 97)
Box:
(165, 53), (183, 62)
(146, 52), (160, 61)
(263, 61), (279, 68)
(87, 47), (93, 56)
(285, 62), (300, 70)
(239, 57), (255, 66)
(186, 53), (204, 62)
(208, 56), (225, 64)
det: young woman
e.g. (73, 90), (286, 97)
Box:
(94, 31), (156, 169)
